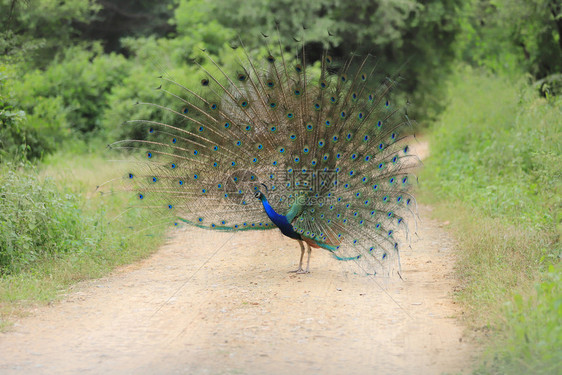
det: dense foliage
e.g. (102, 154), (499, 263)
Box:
(427, 67), (561, 230)
(422, 66), (561, 374)
(2, 0), (561, 161)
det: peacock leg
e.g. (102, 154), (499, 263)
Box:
(289, 240), (306, 273)
(303, 242), (312, 274)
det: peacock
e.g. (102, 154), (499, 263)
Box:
(103, 29), (420, 276)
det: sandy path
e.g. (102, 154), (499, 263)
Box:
(0, 203), (474, 375)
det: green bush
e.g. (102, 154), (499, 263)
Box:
(0, 68), (65, 161)
(421, 66), (561, 374)
(0, 165), (103, 274)
(1, 44), (130, 161)
(425, 66), (561, 230)
(11, 43), (129, 136)
(476, 264), (562, 375)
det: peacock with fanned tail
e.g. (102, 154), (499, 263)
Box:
(104, 31), (420, 276)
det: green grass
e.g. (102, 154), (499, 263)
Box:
(0, 151), (167, 329)
(421, 66), (561, 374)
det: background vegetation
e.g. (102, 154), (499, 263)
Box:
(1, 0), (560, 372)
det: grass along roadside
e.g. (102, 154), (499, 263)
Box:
(419, 66), (561, 374)
(0, 152), (168, 330)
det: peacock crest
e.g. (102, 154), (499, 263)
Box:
(102, 29), (421, 276)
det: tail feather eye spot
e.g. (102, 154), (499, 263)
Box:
(201, 79), (209, 86)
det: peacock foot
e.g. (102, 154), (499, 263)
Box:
(289, 268), (310, 274)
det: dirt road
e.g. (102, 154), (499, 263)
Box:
(0, 203), (474, 375)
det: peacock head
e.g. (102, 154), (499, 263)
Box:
(254, 183), (269, 200)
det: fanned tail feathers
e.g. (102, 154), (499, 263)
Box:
(103, 30), (421, 276)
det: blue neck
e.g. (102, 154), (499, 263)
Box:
(258, 194), (301, 240)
